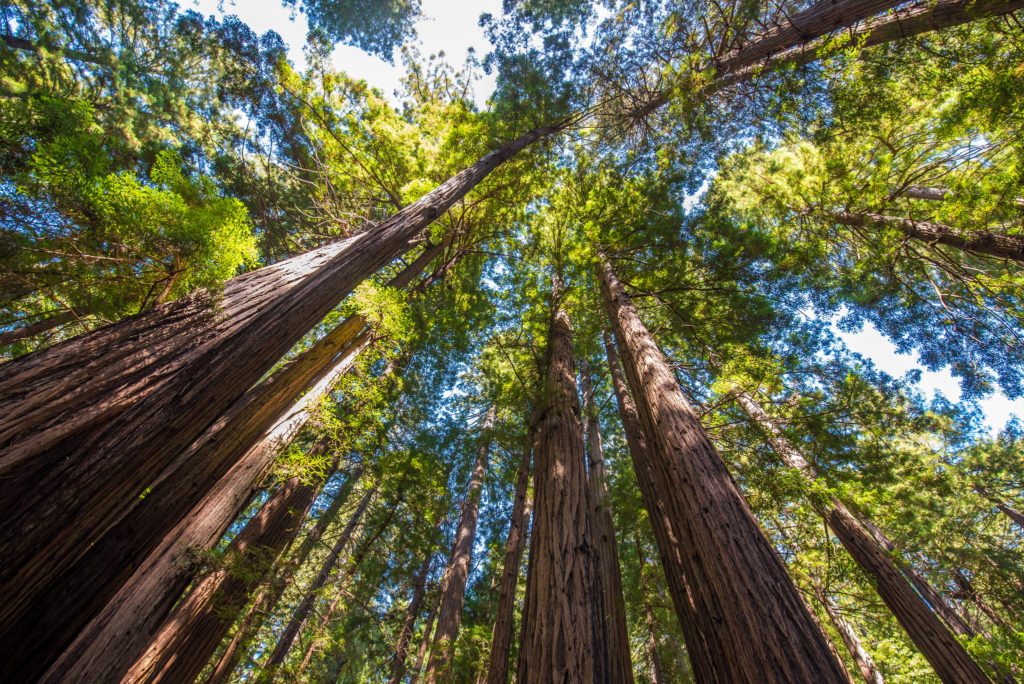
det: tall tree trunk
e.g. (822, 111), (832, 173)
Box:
(260, 484), (379, 674)
(975, 485), (1024, 529)
(602, 330), (705, 672)
(22, 247), (435, 683)
(389, 553), (436, 684)
(731, 388), (989, 683)
(814, 587), (886, 684)
(485, 433), (534, 684)
(579, 357), (635, 683)
(0, 306), (92, 347)
(424, 405), (495, 682)
(517, 278), (608, 683)
(120, 469), (328, 684)
(636, 537), (667, 684)
(410, 583), (443, 684)
(900, 186), (1024, 209)
(38, 339), (391, 684)
(953, 569), (1013, 634)
(826, 209), (1024, 264)
(0, 125), (559, 653)
(597, 256), (848, 682)
(203, 467), (364, 684)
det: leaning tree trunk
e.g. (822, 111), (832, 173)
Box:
(517, 278), (608, 684)
(826, 209), (1024, 264)
(579, 358), (634, 683)
(410, 583), (443, 684)
(598, 256), (848, 682)
(120, 468), (330, 684)
(203, 466), (365, 684)
(425, 406), (496, 682)
(975, 485), (1024, 529)
(20, 245), (438, 684)
(0, 124), (559, 654)
(389, 553), (436, 684)
(815, 586), (886, 684)
(485, 432), (534, 684)
(0, 306), (93, 347)
(260, 484), (379, 675)
(732, 388), (989, 683)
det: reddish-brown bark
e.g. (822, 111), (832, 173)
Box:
(389, 553), (436, 684)
(579, 358), (634, 684)
(598, 257), (848, 682)
(425, 406), (495, 682)
(485, 434), (533, 684)
(410, 583), (443, 684)
(815, 587), (886, 684)
(517, 281), (608, 683)
(0, 126), (558, 652)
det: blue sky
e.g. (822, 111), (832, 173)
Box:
(189, 0), (1024, 431)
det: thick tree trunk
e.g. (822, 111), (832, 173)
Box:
(827, 209), (1024, 264)
(389, 553), (436, 684)
(261, 484), (378, 673)
(815, 588), (886, 684)
(19, 248), (438, 683)
(975, 485), (1024, 529)
(120, 470), (326, 684)
(425, 406), (496, 682)
(410, 584), (443, 684)
(598, 256), (848, 682)
(732, 388), (989, 683)
(0, 307), (92, 347)
(517, 279), (608, 683)
(203, 467), (364, 684)
(579, 358), (634, 683)
(37, 335), (375, 684)
(0, 125), (558, 652)
(485, 434), (534, 684)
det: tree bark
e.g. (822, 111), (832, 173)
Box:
(0, 125), (559, 653)
(732, 388), (989, 683)
(425, 405), (496, 682)
(827, 209), (1024, 264)
(579, 357), (634, 684)
(485, 433), (534, 684)
(598, 256), (848, 682)
(19, 246), (438, 683)
(900, 186), (1024, 208)
(975, 485), (1024, 529)
(203, 467), (364, 684)
(120, 469), (327, 684)
(0, 307), (92, 347)
(410, 583), (443, 684)
(815, 588), (886, 684)
(389, 553), (436, 684)
(260, 483), (378, 674)
(517, 278), (608, 683)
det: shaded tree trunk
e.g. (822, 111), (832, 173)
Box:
(203, 467), (364, 684)
(814, 588), (886, 684)
(485, 433), (534, 684)
(120, 469), (328, 684)
(260, 484), (379, 674)
(389, 553), (436, 684)
(732, 388), (989, 683)
(24, 247), (436, 683)
(425, 406), (496, 682)
(598, 256), (848, 682)
(579, 357), (634, 683)
(827, 209), (1024, 264)
(410, 583), (443, 684)
(0, 125), (559, 658)
(975, 485), (1024, 529)
(517, 278), (608, 683)
(0, 306), (92, 347)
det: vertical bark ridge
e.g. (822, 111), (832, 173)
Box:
(598, 256), (848, 682)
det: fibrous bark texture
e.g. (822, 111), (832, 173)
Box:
(733, 389), (988, 683)
(485, 435), (533, 684)
(598, 257), (848, 682)
(517, 282), (608, 683)
(425, 406), (495, 682)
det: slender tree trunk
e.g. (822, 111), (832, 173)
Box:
(120, 469), (328, 684)
(900, 186), (1024, 209)
(389, 553), (436, 684)
(261, 484), (378, 674)
(485, 433), (534, 684)
(598, 256), (847, 682)
(22, 247), (437, 683)
(0, 125), (559, 658)
(0, 306), (92, 347)
(826, 209), (1024, 264)
(203, 467), (364, 684)
(410, 584), (443, 684)
(953, 569), (1013, 634)
(643, 595), (666, 684)
(975, 485), (1024, 529)
(732, 388), (989, 683)
(579, 357), (634, 683)
(815, 588), (886, 684)
(517, 278), (608, 683)
(425, 406), (496, 682)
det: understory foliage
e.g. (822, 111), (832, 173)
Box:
(2, 0), (1023, 682)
